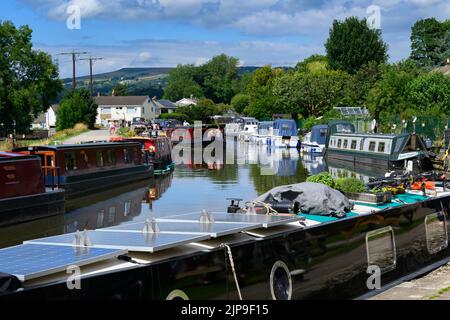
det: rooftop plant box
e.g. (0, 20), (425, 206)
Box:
(345, 191), (392, 205)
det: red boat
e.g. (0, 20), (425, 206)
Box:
(0, 152), (65, 226)
(111, 136), (174, 173)
(13, 142), (154, 199)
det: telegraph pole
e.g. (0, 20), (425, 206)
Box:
(80, 57), (104, 96)
(58, 50), (88, 89)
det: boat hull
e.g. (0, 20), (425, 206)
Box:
(59, 165), (154, 200)
(3, 193), (450, 300)
(0, 190), (65, 227)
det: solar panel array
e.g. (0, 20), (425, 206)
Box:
(335, 107), (369, 116)
(2, 212), (302, 282)
(0, 244), (125, 281)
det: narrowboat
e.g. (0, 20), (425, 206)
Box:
(111, 136), (174, 174)
(269, 119), (299, 148)
(300, 125), (328, 154)
(249, 121), (274, 145)
(326, 132), (433, 171)
(1, 177), (450, 300)
(13, 142), (154, 199)
(0, 152), (64, 226)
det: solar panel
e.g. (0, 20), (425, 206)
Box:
(101, 220), (263, 238)
(0, 244), (125, 281)
(25, 230), (210, 253)
(160, 212), (302, 228)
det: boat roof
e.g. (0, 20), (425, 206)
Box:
(13, 142), (141, 152)
(331, 132), (410, 139)
(312, 125), (328, 130)
(0, 152), (38, 162)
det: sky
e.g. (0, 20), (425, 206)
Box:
(0, 0), (448, 78)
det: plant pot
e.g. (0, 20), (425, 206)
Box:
(345, 191), (392, 205)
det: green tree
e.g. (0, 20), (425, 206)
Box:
(325, 17), (388, 74)
(295, 54), (328, 73)
(366, 62), (422, 122)
(201, 54), (240, 103)
(410, 18), (449, 69)
(230, 93), (251, 114)
(0, 21), (62, 133)
(56, 89), (98, 130)
(273, 69), (351, 118)
(163, 64), (204, 101)
(406, 73), (450, 115)
(243, 66), (283, 119)
(112, 83), (128, 96)
(347, 61), (384, 107)
(176, 99), (216, 123)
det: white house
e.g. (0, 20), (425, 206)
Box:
(95, 96), (158, 127)
(32, 104), (59, 131)
(175, 97), (198, 107)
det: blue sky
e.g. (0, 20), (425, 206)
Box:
(0, 0), (448, 78)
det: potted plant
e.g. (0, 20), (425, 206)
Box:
(335, 178), (392, 205)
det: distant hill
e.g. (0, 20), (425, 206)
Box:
(64, 66), (264, 83)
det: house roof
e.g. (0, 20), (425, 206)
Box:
(50, 104), (60, 112)
(433, 64), (450, 76)
(176, 98), (197, 106)
(95, 96), (150, 106)
(158, 99), (177, 109)
(33, 112), (46, 124)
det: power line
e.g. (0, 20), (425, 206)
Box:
(80, 57), (104, 97)
(58, 50), (89, 89)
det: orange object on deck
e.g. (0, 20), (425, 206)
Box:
(411, 181), (435, 190)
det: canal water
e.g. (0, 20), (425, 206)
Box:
(0, 142), (378, 248)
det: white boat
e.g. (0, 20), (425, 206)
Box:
(250, 121), (274, 145)
(238, 117), (259, 142)
(268, 119), (299, 148)
(300, 125), (328, 154)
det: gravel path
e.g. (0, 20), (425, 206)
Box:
(63, 129), (113, 144)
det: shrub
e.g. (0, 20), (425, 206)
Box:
(306, 172), (335, 188)
(335, 178), (366, 194)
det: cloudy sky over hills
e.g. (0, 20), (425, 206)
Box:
(1, 0), (448, 77)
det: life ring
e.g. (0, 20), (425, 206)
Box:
(269, 260), (292, 300)
(166, 289), (189, 300)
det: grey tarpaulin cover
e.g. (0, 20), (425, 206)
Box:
(255, 182), (352, 216)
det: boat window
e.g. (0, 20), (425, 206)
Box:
(366, 226), (396, 274)
(394, 136), (406, 153)
(343, 139), (348, 149)
(351, 140), (357, 150)
(369, 141), (376, 152)
(96, 151), (104, 167)
(270, 261), (292, 300)
(337, 139), (342, 148)
(64, 152), (77, 171)
(106, 150), (116, 166)
(378, 142), (386, 153)
(425, 211), (448, 254)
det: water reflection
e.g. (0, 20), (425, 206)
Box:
(0, 142), (387, 248)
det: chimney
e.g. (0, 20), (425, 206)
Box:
(112, 89), (115, 96)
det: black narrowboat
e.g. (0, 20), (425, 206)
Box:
(13, 142), (154, 199)
(1, 186), (450, 300)
(0, 152), (64, 226)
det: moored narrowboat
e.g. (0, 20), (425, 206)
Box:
(326, 132), (433, 171)
(111, 136), (174, 174)
(0, 152), (64, 226)
(13, 142), (153, 199)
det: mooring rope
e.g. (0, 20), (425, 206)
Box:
(221, 243), (243, 300)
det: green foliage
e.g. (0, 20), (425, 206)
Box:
(56, 89), (98, 130)
(0, 21), (62, 133)
(273, 69), (352, 118)
(302, 109), (342, 131)
(325, 17), (388, 74)
(295, 55), (328, 73)
(112, 83), (128, 96)
(410, 18), (450, 69)
(347, 61), (384, 108)
(200, 54), (240, 103)
(230, 93), (251, 114)
(306, 172), (335, 188)
(335, 178), (367, 194)
(176, 99), (217, 123)
(406, 73), (450, 114)
(163, 64), (204, 101)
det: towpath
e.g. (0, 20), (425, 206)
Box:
(63, 129), (113, 144)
